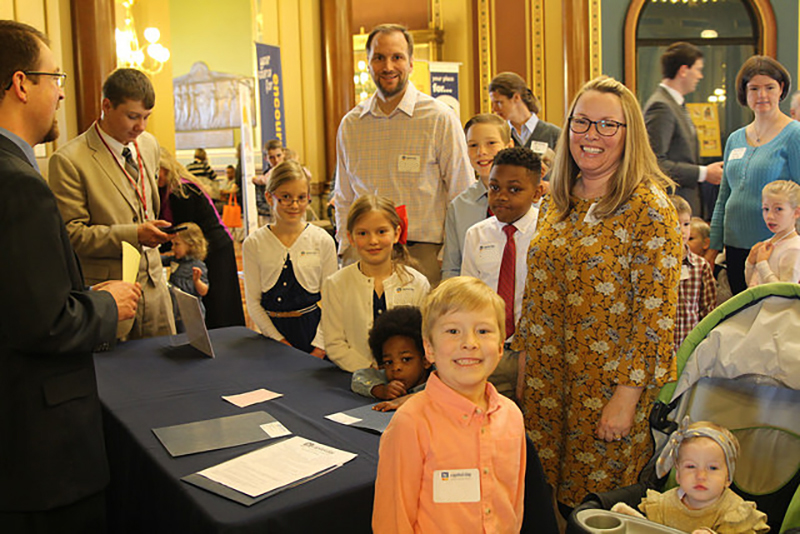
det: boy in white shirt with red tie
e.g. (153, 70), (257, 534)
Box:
(461, 147), (543, 398)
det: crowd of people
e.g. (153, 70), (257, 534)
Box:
(3, 16), (800, 534)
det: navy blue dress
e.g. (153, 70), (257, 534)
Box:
(260, 256), (321, 354)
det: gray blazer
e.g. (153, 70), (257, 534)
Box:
(514, 119), (561, 153)
(643, 85), (702, 213)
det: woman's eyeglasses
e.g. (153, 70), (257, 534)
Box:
(568, 117), (626, 137)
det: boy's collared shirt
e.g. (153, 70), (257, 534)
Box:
(442, 179), (490, 279)
(373, 372), (525, 534)
(675, 245), (716, 353)
(461, 205), (539, 341)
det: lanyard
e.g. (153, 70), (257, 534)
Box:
(94, 123), (148, 214)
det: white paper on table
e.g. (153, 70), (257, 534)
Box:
(197, 436), (357, 498)
(325, 412), (362, 426)
(260, 421), (292, 438)
(222, 388), (283, 408)
(121, 241), (141, 284)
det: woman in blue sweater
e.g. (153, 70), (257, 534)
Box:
(708, 56), (800, 294)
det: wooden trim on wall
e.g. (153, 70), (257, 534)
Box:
(624, 0), (777, 95)
(476, 0), (493, 113)
(529, 0), (546, 117)
(321, 0), (353, 183)
(588, 0), (601, 79)
(563, 0), (589, 106)
(70, 0), (115, 133)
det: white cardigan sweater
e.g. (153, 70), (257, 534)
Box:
(322, 263), (430, 372)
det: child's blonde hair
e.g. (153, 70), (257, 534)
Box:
(176, 222), (208, 261)
(464, 113), (511, 144)
(690, 217), (710, 240)
(346, 195), (415, 275)
(762, 180), (800, 209)
(421, 277), (506, 345)
(669, 195), (692, 217)
(267, 160), (309, 195)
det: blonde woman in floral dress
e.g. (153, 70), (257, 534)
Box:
(513, 76), (681, 513)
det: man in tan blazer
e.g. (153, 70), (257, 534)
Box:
(49, 68), (175, 340)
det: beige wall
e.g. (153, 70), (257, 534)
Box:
(440, 0), (475, 124)
(128, 0), (176, 153)
(257, 0), (326, 186)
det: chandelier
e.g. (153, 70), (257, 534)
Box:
(115, 0), (170, 75)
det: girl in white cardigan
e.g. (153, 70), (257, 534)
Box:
(323, 195), (430, 372)
(243, 161), (337, 357)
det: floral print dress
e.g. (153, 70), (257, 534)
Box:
(513, 183), (681, 506)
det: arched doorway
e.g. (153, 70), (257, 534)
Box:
(625, 0), (776, 143)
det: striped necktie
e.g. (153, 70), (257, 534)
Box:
(122, 147), (140, 182)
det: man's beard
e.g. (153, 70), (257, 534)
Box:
(42, 119), (59, 144)
(374, 75), (407, 100)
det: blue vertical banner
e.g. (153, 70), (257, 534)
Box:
(429, 62), (461, 118)
(255, 42), (286, 171)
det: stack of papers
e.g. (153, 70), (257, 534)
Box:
(187, 437), (357, 503)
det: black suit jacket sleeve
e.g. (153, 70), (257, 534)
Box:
(644, 99), (700, 189)
(0, 159), (117, 354)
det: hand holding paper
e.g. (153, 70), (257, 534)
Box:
(93, 280), (141, 321)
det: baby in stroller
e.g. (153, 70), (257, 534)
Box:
(612, 418), (768, 534)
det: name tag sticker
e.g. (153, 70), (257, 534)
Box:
(398, 155), (421, 173)
(583, 202), (600, 224)
(530, 141), (548, 155)
(433, 469), (480, 503)
(680, 264), (691, 281)
(728, 147), (746, 161)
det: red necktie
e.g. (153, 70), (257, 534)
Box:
(497, 224), (516, 339)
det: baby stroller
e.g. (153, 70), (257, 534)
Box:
(569, 283), (800, 534)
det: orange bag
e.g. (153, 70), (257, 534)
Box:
(222, 194), (243, 228)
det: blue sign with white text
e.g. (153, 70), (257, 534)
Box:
(255, 42), (286, 171)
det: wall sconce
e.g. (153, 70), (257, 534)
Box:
(115, 0), (170, 75)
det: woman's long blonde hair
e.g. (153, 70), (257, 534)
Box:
(549, 76), (674, 221)
(159, 147), (211, 199)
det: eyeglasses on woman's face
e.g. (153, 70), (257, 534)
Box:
(568, 116), (626, 137)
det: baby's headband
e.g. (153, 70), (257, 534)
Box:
(655, 416), (737, 482)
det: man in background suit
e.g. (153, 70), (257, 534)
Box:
(49, 68), (175, 340)
(644, 42), (724, 218)
(0, 20), (140, 532)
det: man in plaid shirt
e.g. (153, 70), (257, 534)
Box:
(334, 23), (472, 285)
(671, 196), (716, 353)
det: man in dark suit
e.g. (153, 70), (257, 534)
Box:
(643, 42), (724, 217)
(0, 20), (140, 533)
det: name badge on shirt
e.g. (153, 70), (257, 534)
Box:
(680, 264), (691, 281)
(583, 202), (600, 224)
(433, 469), (481, 503)
(728, 147), (746, 161)
(398, 155), (421, 173)
(530, 141), (548, 155)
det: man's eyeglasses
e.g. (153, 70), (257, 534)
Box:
(4, 71), (68, 91)
(274, 194), (309, 206)
(568, 117), (626, 137)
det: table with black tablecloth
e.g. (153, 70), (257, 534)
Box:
(95, 326), (378, 534)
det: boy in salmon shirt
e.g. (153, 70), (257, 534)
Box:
(373, 277), (526, 533)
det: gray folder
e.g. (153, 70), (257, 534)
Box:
(153, 411), (280, 457)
